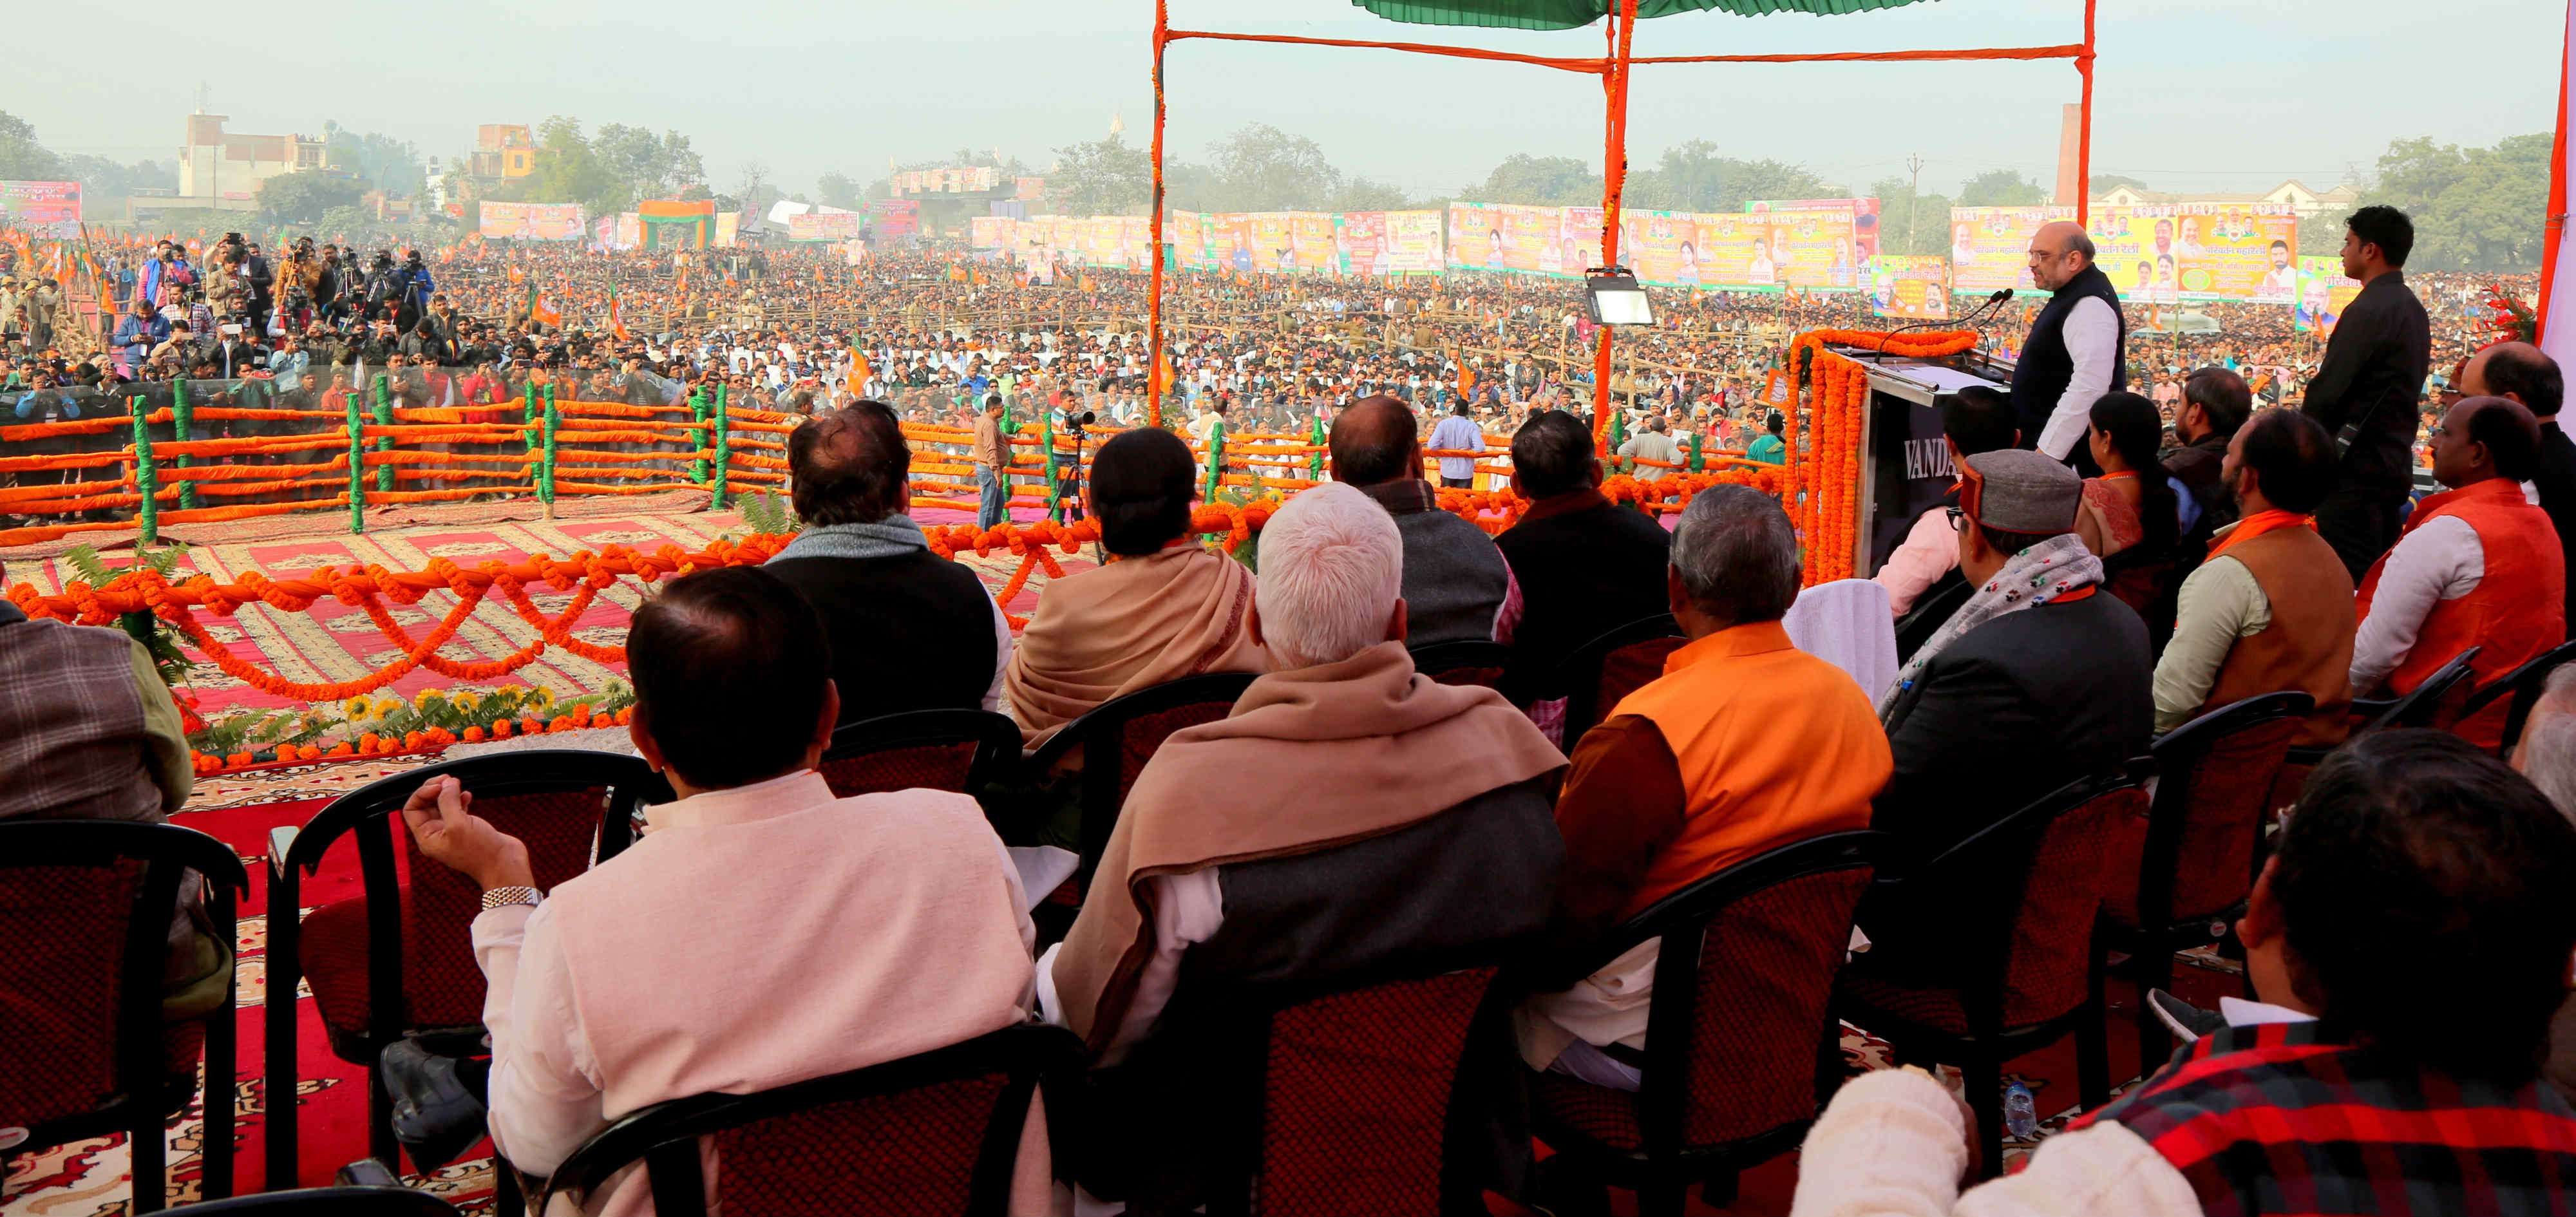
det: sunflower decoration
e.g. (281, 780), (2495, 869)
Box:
(415, 688), (450, 711)
(451, 690), (482, 713)
(344, 696), (375, 722)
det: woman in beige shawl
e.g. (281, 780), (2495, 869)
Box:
(1006, 427), (1267, 748)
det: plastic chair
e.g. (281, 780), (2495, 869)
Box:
(1025, 672), (1259, 892)
(1183, 958), (1514, 1217)
(2454, 638), (2576, 760)
(263, 750), (666, 1185)
(536, 1024), (1084, 1217)
(1831, 770), (2143, 1179)
(1408, 639), (1511, 690)
(818, 708), (1023, 798)
(1893, 574), (1972, 664)
(2100, 692), (2311, 1079)
(1522, 832), (1882, 1217)
(0, 819), (249, 1212)
(1550, 614), (1686, 746)
(2286, 646), (2481, 768)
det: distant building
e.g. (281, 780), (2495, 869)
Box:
(175, 113), (326, 212)
(470, 125), (535, 184)
(2092, 179), (2362, 222)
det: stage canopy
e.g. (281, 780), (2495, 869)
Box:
(1351, 0), (1940, 30)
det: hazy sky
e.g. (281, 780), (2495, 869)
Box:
(13, 0), (2562, 201)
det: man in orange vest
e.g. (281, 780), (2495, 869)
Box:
(1517, 486), (1893, 1090)
(2351, 396), (2566, 751)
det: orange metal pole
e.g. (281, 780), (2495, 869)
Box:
(2077, 0), (2095, 225)
(1593, 0), (1638, 455)
(1150, 0), (1170, 427)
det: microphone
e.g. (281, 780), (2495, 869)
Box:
(1865, 289), (2016, 359)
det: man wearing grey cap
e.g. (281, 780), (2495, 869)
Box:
(1858, 449), (2153, 966)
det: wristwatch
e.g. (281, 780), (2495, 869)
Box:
(480, 885), (541, 912)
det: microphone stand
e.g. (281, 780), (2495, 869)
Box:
(1861, 290), (2017, 363)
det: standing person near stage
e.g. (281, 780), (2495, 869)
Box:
(972, 393), (1009, 529)
(2300, 205), (2432, 581)
(1428, 400), (1485, 489)
(2011, 220), (2128, 471)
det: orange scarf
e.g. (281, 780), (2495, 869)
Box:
(2208, 508), (2315, 560)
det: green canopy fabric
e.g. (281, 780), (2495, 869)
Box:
(1351, 0), (1939, 30)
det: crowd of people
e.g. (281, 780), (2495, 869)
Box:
(18, 200), (2576, 1217)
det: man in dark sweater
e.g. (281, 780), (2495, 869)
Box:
(2461, 341), (2576, 636)
(1494, 410), (1673, 713)
(2300, 205), (2433, 581)
(764, 402), (1010, 725)
(1329, 394), (1511, 646)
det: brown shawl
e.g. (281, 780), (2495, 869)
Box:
(1005, 546), (1267, 747)
(1052, 641), (1567, 1050)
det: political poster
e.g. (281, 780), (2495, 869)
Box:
(1168, 212), (1208, 269)
(1750, 197), (1881, 261)
(788, 211), (860, 242)
(714, 211), (739, 248)
(970, 216), (1013, 249)
(1289, 212), (1340, 274)
(1383, 209), (1444, 274)
(1558, 207), (1605, 278)
(866, 200), (920, 236)
(1870, 255), (1953, 319)
(2293, 255), (2363, 334)
(2088, 204), (2297, 303)
(478, 201), (585, 241)
(1947, 206), (2077, 293)
(1686, 212), (1784, 292)
(1448, 202), (1564, 276)
(1242, 212), (1294, 274)
(1760, 207), (1863, 292)
(1016, 177), (1048, 202)
(0, 181), (80, 238)
(1625, 210), (1702, 290)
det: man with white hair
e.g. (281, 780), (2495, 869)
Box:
(1042, 481), (1569, 1213)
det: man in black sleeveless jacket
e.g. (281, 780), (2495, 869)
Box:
(2010, 220), (2127, 475)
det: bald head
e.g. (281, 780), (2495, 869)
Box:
(1329, 394), (1421, 487)
(2029, 220), (2097, 291)
(2463, 342), (2564, 421)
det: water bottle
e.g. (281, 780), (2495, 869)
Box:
(2002, 1081), (2038, 1138)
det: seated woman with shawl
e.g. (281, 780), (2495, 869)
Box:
(1005, 426), (1266, 750)
(2075, 390), (2183, 624)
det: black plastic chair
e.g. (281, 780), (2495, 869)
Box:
(263, 750), (667, 1185)
(1893, 574), (1972, 665)
(2456, 638), (2576, 760)
(0, 819), (250, 1213)
(1550, 614), (1686, 746)
(2286, 646), (2481, 768)
(536, 1024), (1084, 1217)
(819, 708), (1024, 799)
(1832, 769), (2143, 1179)
(1521, 832), (1883, 1217)
(1025, 672), (1260, 892)
(2102, 692), (2311, 1079)
(1408, 639), (1512, 690)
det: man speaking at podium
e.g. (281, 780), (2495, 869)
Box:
(2011, 220), (2128, 475)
